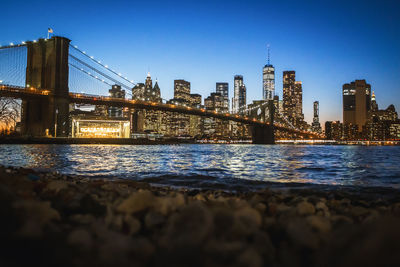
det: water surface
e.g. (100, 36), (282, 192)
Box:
(1, 144), (399, 190)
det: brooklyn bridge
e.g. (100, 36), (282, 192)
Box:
(0, 36), (323, 144)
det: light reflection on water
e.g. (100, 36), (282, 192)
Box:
(1, 144), (400, 189)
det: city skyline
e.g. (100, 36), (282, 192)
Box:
(1, 0), (399, 125)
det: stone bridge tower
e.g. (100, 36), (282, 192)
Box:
(21, 36), (70, 137)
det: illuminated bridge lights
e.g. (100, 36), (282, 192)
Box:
(1, 84), (322, 138)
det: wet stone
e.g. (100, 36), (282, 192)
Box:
(161, 202), (213, 248)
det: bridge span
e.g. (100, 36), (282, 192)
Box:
(0, 36), (323, 144)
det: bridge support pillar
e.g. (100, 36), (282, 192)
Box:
(250, 100), (275, 144)
(21, 36), (70, 137)
(250, 125), (275, 144)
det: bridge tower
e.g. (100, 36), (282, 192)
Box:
(21, 36), (70, 137)
(250, 100), (275, 144)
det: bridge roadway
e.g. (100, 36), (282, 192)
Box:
(0, 85), (322, 138)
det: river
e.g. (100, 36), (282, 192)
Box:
(1, 144), (399, 190)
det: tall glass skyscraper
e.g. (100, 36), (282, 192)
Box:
(263, 47), (275, 100)
(216, 82), (229, 112)
(233, 75), (246, 114)
(283, 71), (304, 124)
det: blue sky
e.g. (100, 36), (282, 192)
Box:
(1, 0), (399, 124)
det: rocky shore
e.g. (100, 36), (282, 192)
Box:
(1, 165), (400, 267)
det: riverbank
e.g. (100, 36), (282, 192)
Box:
(1, 166), (400, 267)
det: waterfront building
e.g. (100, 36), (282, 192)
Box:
(343, 123), (359, 140)
(390, 122), (400, 140)
(283, 71), (304, 126)
(108, 85), (125, 118)
(342, 79), (371, 132)
(263, 47), (275, 101)
(325, 121), (343, 140)
(167, 80), (203, 137)
(365, 104), (399, 140)
(71, 112), (130, 138)
(216, 82), (229, 112)
(189, 93), (202, 137)
(131, 74), (164, 135)
(311, 101), (322, 133)
(204, 92), (225, 138)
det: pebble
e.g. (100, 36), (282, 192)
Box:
(235, 207), (262, 227)
(161, 202), (213, 248)
(3, 167), (400, 267)
(117, 190), (155, 214)
(306, 215), (332, 233)
(45, 180), (68, 193)
(296, 201), (316, 216)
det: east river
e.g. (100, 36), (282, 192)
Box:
(1, 144), (400, 190)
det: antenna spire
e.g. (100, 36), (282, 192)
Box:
(267, 44), (271, 65)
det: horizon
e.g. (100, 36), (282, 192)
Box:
(1, 0), (399, 125)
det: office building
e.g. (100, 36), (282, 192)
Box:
(311, 101), (322, 133)
(283, 71), (304, 126)
(365, 104), (399, 140)
(325, 121), (343, 140)
(216, 82), (229, 112)
(342, 79), (371, 132)
(233, 75), (246, 114)
(108, 84), (125, 117)
(174, 79), (191, 103)
(263, 47), (275, 100)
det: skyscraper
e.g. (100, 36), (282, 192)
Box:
(108, 84), (125, 117)
(263, 46), (275, 100)
(130, 73), (163, 134)
(312, 101), (322, 133)
(216, 82), (229, 112)
(343, 80), (371, 132)
(283, 71), (304, 125)
(174, 79), (191, 103)
(371, 91), (378, 111)
(239, 84), (246, 115)
(233, 75), (246, 114)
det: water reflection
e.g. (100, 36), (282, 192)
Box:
(1, 144), (400, 189)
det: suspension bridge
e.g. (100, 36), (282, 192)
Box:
(0, 36), (323, 144)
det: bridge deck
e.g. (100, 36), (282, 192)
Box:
(0, 85), (322, 138)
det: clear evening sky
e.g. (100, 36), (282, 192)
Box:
(1, 0), (399, 124)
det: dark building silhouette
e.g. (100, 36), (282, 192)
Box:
(343, 79), (371, 132)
